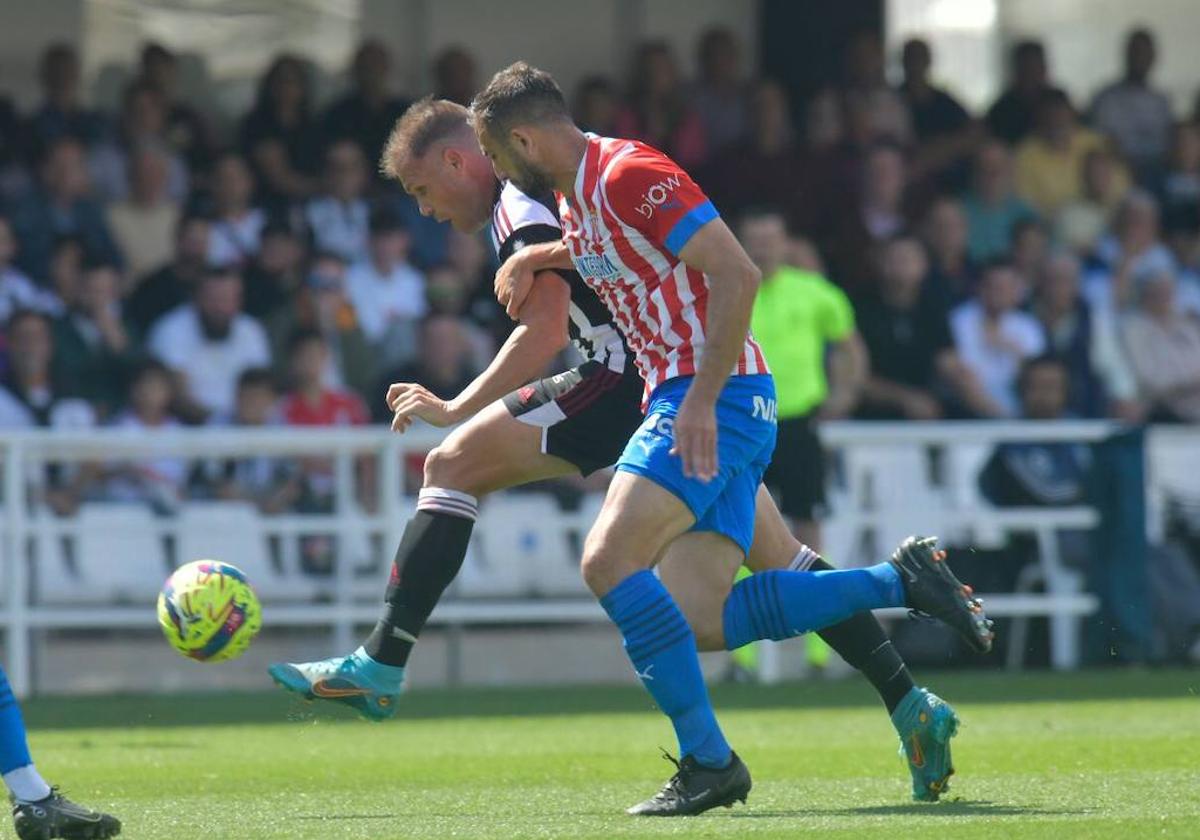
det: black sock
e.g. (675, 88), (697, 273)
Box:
(364, 488), (478, 667)
(809, 557), (916, 714)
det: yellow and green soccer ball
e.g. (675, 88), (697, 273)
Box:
(157, 560), (262, 662)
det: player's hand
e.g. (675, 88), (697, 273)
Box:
(670, 393), (719, 482)
(386, 383), (461, 432)
(494, 253), (536, 320)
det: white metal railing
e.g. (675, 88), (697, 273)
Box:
(1, 422), (1193, 696)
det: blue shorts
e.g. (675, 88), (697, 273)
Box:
(616, 374), (777, 555)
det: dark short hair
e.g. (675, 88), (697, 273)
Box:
(51, 234), (86, 257)
(141, 42), (173, 66)
(130, 358), (173, 385)
(380, 96), (474, 179)
(287, 327), (326, 356)
(197, 265), (241, 292)
(237, 367), (276, 392)
(1036, 87), (1073, 114)
(1018, 353), (1067, 392)
(979, 257), (1016, 278)
(1013, 40), (1045, 63)
(81, 255), (120, 274)
(470, 61), (570, 138)
(311, 249), (348, 267)
(369, 207), (406, 235)
(260, 219), (297, 240)
(1009, 217), (1048, 247)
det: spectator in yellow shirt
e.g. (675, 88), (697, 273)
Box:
(1015, 90), (1130, 218)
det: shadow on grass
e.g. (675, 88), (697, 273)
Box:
(24, 669), (1199, 731)
(731, 799), (1081, 819)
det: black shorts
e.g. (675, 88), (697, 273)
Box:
(762, 413), (827, 522)
(502, 360), (645, 476)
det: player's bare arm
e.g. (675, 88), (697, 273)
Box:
(389, 270), (570, 432)
(671, 218), (762, 481)
(495, 239), (573, 318)
(818, 331), (868, 420)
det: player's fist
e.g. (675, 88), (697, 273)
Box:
(386, 383), (461, 432)
(670, 394), (719, 483)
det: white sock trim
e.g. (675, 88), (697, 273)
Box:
(787, 546), (821, 572)
(417, 487), (479, 521)
(4, 765), (52, 803)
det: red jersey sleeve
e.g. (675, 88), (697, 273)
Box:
(602, 143), (720, 256)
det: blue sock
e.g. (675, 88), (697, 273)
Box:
(353, 647), (406, 693)
(0, 666), (32, 775)
(601, 570), (732, 769)
(724, 564), (905, 650)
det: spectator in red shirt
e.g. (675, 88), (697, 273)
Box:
(280, 329), (369, 428)
(280, 328), (375, 572)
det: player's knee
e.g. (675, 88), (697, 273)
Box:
(580, 529), (635, 596)
(579, 543), (614, 596)
(422, 442), (478, 495)
(685, 607), (727, 652)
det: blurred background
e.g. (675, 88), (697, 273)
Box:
(1, 0), (1199, 698)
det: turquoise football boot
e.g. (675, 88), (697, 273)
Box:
(268, 647), (402, 721)
(891, 686), (959, 801)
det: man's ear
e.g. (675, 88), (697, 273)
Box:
(510, 126), (535, 156)
(443, 146), (464, 171)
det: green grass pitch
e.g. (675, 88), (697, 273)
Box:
(16, 669), (1200, 839)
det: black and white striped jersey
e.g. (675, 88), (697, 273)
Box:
(490, 181), (633, 376)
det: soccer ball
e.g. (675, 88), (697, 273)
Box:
(157, 560), (262, 662)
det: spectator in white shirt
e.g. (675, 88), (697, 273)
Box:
(104, 359), (188, 511)
(1085, 190), (1187, 316)
(345, 208), (427, 364)
(206, 152), (266, 269)
(951, 260), (1047, 416)
(304, 139), (371, 263)
(1119, 266), (1200, 422)
(1090, 29), (1175, 185)
(148, 267), (271, 423)
(0, 310), (96, 514)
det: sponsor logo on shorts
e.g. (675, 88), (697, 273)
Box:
(518, 386), (536, 404)
(633, 412), (674, 457)
(751, 395), (778, 424)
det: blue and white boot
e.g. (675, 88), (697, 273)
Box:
(268, 647), (404, 721)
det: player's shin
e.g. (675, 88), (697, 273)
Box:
(0, 667), (51, 804)
(805, 556), (916, 713)
(600, 570), (732, 770)
(363, 488), (479, 671)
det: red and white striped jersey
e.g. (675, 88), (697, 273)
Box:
(556, 135), (768, 397)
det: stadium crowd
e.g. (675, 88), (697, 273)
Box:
(0, 27), (1199, 515)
